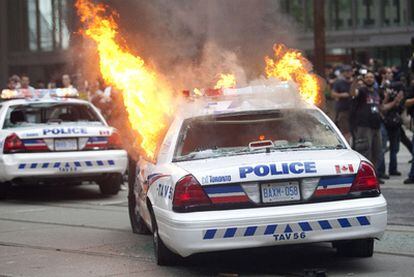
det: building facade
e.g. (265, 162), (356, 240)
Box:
(0, 0), (76, 87)
(1, 0), (414, 88)
(281, 0), (414, 67)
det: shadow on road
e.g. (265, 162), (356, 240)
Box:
(5, 183), (111, 202)
(175, 243), (372, 276)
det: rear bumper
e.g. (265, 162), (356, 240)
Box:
(154, 195), (387, 257)
(0, 150), (127, 182)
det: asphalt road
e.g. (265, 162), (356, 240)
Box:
(0, 147), (414, 277)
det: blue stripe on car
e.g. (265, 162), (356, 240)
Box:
(244, 226), (257, 236)
(203, 185), (244, 194)
(202, 216), (372, 240)
(318, 176), (355, 186)
(224, 228), (237, 238)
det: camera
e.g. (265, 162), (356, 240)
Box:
(351, 61), (368, 78)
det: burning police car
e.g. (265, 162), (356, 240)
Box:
(128, 84), (387, 266)
(0, 89), (127, 197)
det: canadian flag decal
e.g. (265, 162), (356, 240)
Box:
(335, 164), (354, 174)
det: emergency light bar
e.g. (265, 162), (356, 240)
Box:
(183, 82), (292, 98)
(1, 88), (79, 100)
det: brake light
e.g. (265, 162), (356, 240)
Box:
(350, 161), (380, 193)
(107, 132), (122, 149)
(173, 175), (211, 211)
(4, 133), (25, 153)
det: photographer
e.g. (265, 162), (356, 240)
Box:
(331, 65), (353, 142)
(404, 79), (414, 184)
(350, 71), (382, 169)
(379, 67), (405, 177)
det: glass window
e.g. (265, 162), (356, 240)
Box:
(3, 103), (103, 129)
(327, 0), (353, 30)
(59, 0), (71, 49)
(283, 0), (305, 26)
(304, 0), (314, 31)
(25, 0), (71, 52)
(173, 110), (345, 162)
(383, 0), (404, 26)
(356, 0), (380, 28)
(39, 0), (53, 51)
(27, 0), (37, 51)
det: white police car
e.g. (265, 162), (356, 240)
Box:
(0, 89), (127, 197)
(128, 84), (387, 266)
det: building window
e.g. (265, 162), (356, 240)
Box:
(411, 0), (414, 25)
(280, 0), (305, 26)
(27, 0), (71, 52)
(356, 0), (380, 28)
(326, 0), (352, 30)
(382, 0), (403, 26)
(28, 0), (37, 51)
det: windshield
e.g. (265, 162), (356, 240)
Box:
(173, 109), (346, 162)
(3, 102), (103, 129)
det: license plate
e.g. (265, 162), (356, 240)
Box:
(54, 139), (78, 151)
(261, 182), (300, 203)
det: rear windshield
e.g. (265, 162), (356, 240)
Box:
(3, 102), (103, 129)
(173, 109), (345, 162)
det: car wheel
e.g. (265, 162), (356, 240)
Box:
(128, 158), (151, 234)
(335, 238), (374, 257)
(0, 182), (11, 199)
(66, 181), (82, 187)
(149, 206), (180, 266)
(98, 174), (122, 195)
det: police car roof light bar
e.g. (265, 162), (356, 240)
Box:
(1, 88), (79, 100)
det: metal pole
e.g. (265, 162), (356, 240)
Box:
(313, 0), (326, 77)
(0, 0), (9, 87)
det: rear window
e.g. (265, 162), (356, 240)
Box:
(173, 109), (345, 162)
(3, 102), (103, 129)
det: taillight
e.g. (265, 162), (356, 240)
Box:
(107, 132), (122, 149)
(4, 133), (26, 154)
(173, 175), (211, 212)
(350, 161), (380, 193)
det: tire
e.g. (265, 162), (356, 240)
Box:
(335, 238), (374, 257)
(0, 182), (11, 199)
(149, 205), (181, 266)
(98, 174), (122, 195)
(65, 181), (82, 187)
(128, 158), (151, 234)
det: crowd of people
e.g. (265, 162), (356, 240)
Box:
(4, 59), (414, 184)
(326, 59), (414, 184)
(5, 73), (114, 117)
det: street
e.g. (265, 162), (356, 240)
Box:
(0, 146), (413, 277)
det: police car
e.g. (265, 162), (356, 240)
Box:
(128, 84), (387, 266)
(0, 88), (127, 197)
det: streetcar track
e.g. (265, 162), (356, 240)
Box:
(0, 217), (131, 233)
(1, 240), (412, 277)
(0, 241), (154, 263)
(1, 200), (128, 213)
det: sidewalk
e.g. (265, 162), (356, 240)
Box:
(381, 129), (413, 188)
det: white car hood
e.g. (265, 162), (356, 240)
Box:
(175, 149), (361, 185)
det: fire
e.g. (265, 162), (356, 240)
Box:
(214, 73), (236, 89)
(193, 88), (203, 96)
(75, 0), (173, 159)
(265, 44), (320, 104)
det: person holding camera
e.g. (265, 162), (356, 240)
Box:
(403, 79), (414, 184)
(379, 67), (405, 177)
(331, 65), (353, 143)
(350, 71), (383, 169)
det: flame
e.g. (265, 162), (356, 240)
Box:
(193, 88), (203, 96)
(214, 73), (236, 89)
(75, 0), (173, 159)
(265, 44), (320, 104)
